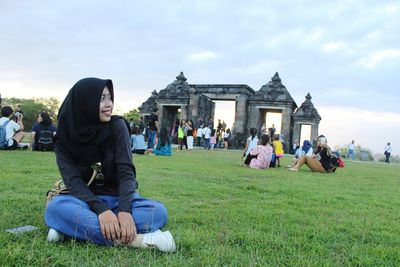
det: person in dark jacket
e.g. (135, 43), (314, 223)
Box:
(44, 78), (175, 252)
(30, 111), (57, 151)
(289, 135), (336, 173)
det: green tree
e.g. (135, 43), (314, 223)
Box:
(2, 97), (60, 130)
(123, 108), (140, 124)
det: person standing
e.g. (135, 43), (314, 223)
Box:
(147, 108), (160, 150)
(203, 124), (211, 149)
(384, 142), (392, 164)
(186, 120), (194, 151)
(268, 124), (276, 140)
(178, 119), (187, 150)
(272, 134), (284, 167)
(138, 117), (145, 135)
(196, 124), (203, 147)
(223, 129), (231, 149)
(347, 140), (356, 160)
(221, 120), (226, 132)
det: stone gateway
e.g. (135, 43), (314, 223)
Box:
(139, 72), (321, 149)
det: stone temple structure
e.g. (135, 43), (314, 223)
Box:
(139, 72), (321, 149)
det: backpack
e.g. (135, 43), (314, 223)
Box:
(331, 155), (345, 168)
(0, 120), (11, 149)
(37, 127), (54, 151)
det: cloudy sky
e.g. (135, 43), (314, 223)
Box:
(1, 0), (399, 155)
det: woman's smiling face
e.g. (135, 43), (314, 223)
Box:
(99, 86), (113, 122)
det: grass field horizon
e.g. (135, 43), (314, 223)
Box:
(1, 149), (399, 266)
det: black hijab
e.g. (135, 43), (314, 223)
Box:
(56, 77), (115, 163)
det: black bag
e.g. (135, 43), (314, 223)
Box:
(38, 128), (54, 151)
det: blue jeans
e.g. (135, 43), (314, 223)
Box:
(147, 130), (157, 149)
(347, 149), (355, 160)
(45, 192), (168, 245)
(197, 137), (202, 147)
(204, 138), (210, 149)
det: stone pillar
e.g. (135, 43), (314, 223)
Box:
(234, 95), (247, 134)
(292, 122), (301, 146)
(180, 104), (188, 120)
(188, 89), (199, 122)
(281, 107), (292, 141)
(157, 103), (164, 128)
(310, 122), (319, 145)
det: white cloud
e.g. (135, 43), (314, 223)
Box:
(310, 28), (324, 42)
(322, 41), (354, 53)
(187, 51), (218, 62)
(377, 3), (400, 14)
(356, 49), (400, 68)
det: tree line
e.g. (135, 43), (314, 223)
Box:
(1, 97), (141, 131)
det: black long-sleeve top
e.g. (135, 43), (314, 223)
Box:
(315, 146), (335, 172)
(56, 119), (138, 215)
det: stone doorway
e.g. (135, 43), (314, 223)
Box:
(213, 100), (235, 130)
(300, 124), (311, 144)
(161, 105), (180, 130)
(259, 109), (283, 135)
(265, 111), (282, 135)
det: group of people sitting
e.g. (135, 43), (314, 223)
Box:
(241, 128), (285, 169)
(131, 125), (172, 156)
(241, 127), (338, 173)
(0, 106), (56, 151)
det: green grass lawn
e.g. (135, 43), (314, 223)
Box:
(1, 149), (399, 266)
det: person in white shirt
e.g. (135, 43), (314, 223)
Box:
(0, 106), (25, 150)
(347, 140), (356, 160)
(203, 125), (211, 149)
(223, 128), (231, 149)
(384, 142), (392, 164)
(196, 124), (203, 147)
(241, 128), (259, 165)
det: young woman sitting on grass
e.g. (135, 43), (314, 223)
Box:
(288, 139), (313, 168)
(241, 127), (259, 166)
(131, 126), (147, 155)
(30, 112), (57, 151)
(153, 127), (172, 156)
(44, 78), (176, 252)
(289, 135), (337, 173)
(247, 134), (273, 169)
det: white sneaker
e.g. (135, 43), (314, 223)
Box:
(142, 230), (176, 252)
(47, 228), (64, 242)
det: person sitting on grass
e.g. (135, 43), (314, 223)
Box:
(44, 78), (176, 252)
(289, 135), (337, 173)
(0, 106), (26, 150)
(288, 139), (313, 167)
(246, 134), (273, 169)
(153, 127), (172, 156)
(241, 127), (259, 165)
(131, 126), (147, 155)
(30, 111), (57, 151)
